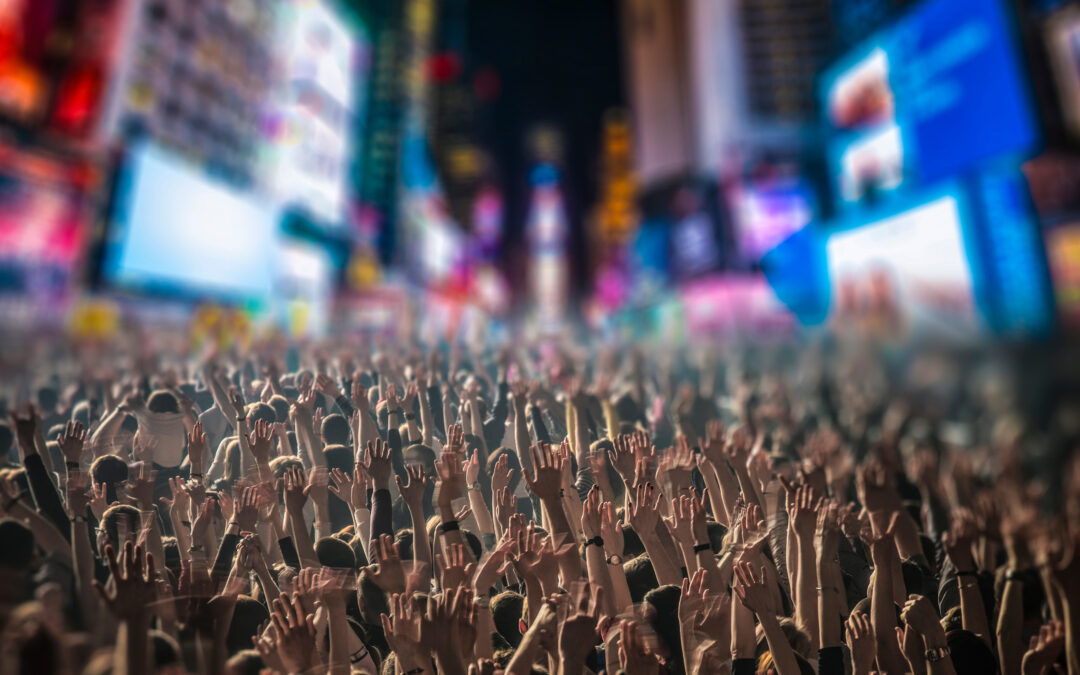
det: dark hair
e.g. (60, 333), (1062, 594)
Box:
(247, 402), (277, 426)
(491, 590), (525, 648)
(0, 519), (35, 569)
(268, 395), (290, 424)
(90, 455), (130, 505)
(323, 444), (354, 473)
(947, 629), (999, 675)
(101, 504), (141, 547)
(36, 386), (58, 412)
(147, 390), (180, 413)
(623, 554), (659, 604)
(321, 413), (351, 446)
(150, 630), (182, 669)
(225, 650), (264, 675)
(316, 537), (357, 571)
(226, 597), (270, 655)
(644, 585), (683, 670)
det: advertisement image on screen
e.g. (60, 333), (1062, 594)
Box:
(730, 178), (816, 262)
(0, 151), (90, 309)
(826, 192), (980, 339)
(1046, 222), (1080, 330)
(104, 144), (281, 303)
(266, 0), (361, 228)
(822, 0), (1040, 205)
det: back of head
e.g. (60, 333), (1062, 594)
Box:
(147, 390), (180, 413)
(0, 519), (35, 569)
(36, 386), (58, 412)
(224, 650), (264, 675)
(947, 629), (998, 675)
(323, 444), (354, 473)
(321, 413), (351, 445)
(150, 630), (182, 671)
(0, 423), (12, 456)
(247, 402), (277, 426)
(491, 591), (525, 648)
(643, 585), (683, 668)
(226, 597), (269, 655)
(268, 395), (290, 423)
(316, 536), (357, 571)
(101, 504), (142, 547)
(623, 554), (658, 604)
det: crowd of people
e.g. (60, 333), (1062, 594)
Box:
(0, 333), (1077, 675)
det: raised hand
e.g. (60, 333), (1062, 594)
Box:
(446, 424), (465, 455)
(628, 482), (662, 536)
(1021, 620), (1065, 675)
(942, 508), (978, 571)
(127, 462), (156, 509)
(66, 470), (91, 516)
(93, 541), (156, 621)
(608, 434), (636, 483)
(581, 486), (603, 539)
(494, 487), (517, 532)
(523, 442), (564, 501)
(363, 438), (392, 489)
(282, 465), (308, 513)
(314, 373), (342, 400)
(845, 612), (876, 675)
(395, 464), (427, 512)
(900, 594), (942, 637)
(703, 420), (726, 464)
(436, 542), (473, 589)
(435, 450), (466, 505)
(791, 485), (820, 540)
(733, 560), (775, 616)
(600, 501), (625, 559)
(246, 419), (274, 463)
(380, 593), (427, 663)
(234, 486), (260, 532)
(57, 420), (87, 464)
(187, 421), (207, 472)
(363, 533), (406, 595)
(490, 453), (514, 496)
(270, 592), (319, 674)
(558, 581), (604, 668)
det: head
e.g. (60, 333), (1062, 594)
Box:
(100, 504), (142, 550)
(90, 455), (130, 504)
(403, 444), (437, 479)
(146, 390), (180, 414)
(36, 386), (58, 412)
(0, 520), (36, 570)
(246, 402), (277, 427)
(315, 537), (357, 572)
(224, 650), (264, 675)
(623, 554), (659, 604)
(321, 414), (350, 446)
(642, 585), (682, 667)
(150, 630), (184, 675)
(226, 598), (270, 655)
(947, 629), (998, 675)
(267, 395), (290, 424)
(491, 591), (525, 648)
(322, 444), (354, 474)
(0, 601), (62, 675)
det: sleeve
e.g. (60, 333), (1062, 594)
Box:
(369, 489), (393, 541)
(212, 532), (241, 580)
(204, 437), (231, 484)
(278, 536), (301, 570)
(334, 395), (355, 420)
(818, 646), (845, 675)
(23, 453), (71, 541)
(489, 381), (510, 429)
(428, 384), (445, 439)
(529, 404), (551, 444)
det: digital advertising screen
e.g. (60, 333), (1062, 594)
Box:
(1046, 6), (1080, 140)
(826, 190), (980, 339)
(103, 144), (281, 303)
(822, 0), (1040, 207)
(265, 0), (366, 229)
(1046, 221), (1080, 330)
(0, 147), (92, 312)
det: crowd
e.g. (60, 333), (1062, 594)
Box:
(0, 334), (1077, 675)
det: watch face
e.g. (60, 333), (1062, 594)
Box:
(607, 554), (623, 565)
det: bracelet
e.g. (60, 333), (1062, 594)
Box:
(403, 668), (424, 675)
(228, 520), (240, 527)
(190, 473), (202, 479)
(467, 482), (482, 491)
(585, 535), (604, 549)
(442, 520), (460, 532)
(924, 646), (951, 663)
(189, 545), (204, 553)
(404, 413), (416, 420)
(388, 408), (403, 417)
(693, 542), (711, 554)
(473, 595), (491, 609)
(956, 570), (978, 578)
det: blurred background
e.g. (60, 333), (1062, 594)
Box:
(0, 0), (1078, 348)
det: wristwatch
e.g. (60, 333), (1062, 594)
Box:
(606, 554), (624, 566)
(925, 646), (951, 663)
(473, 595), (491, 610)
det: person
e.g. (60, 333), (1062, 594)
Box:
(0, 330), (1076, 675)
